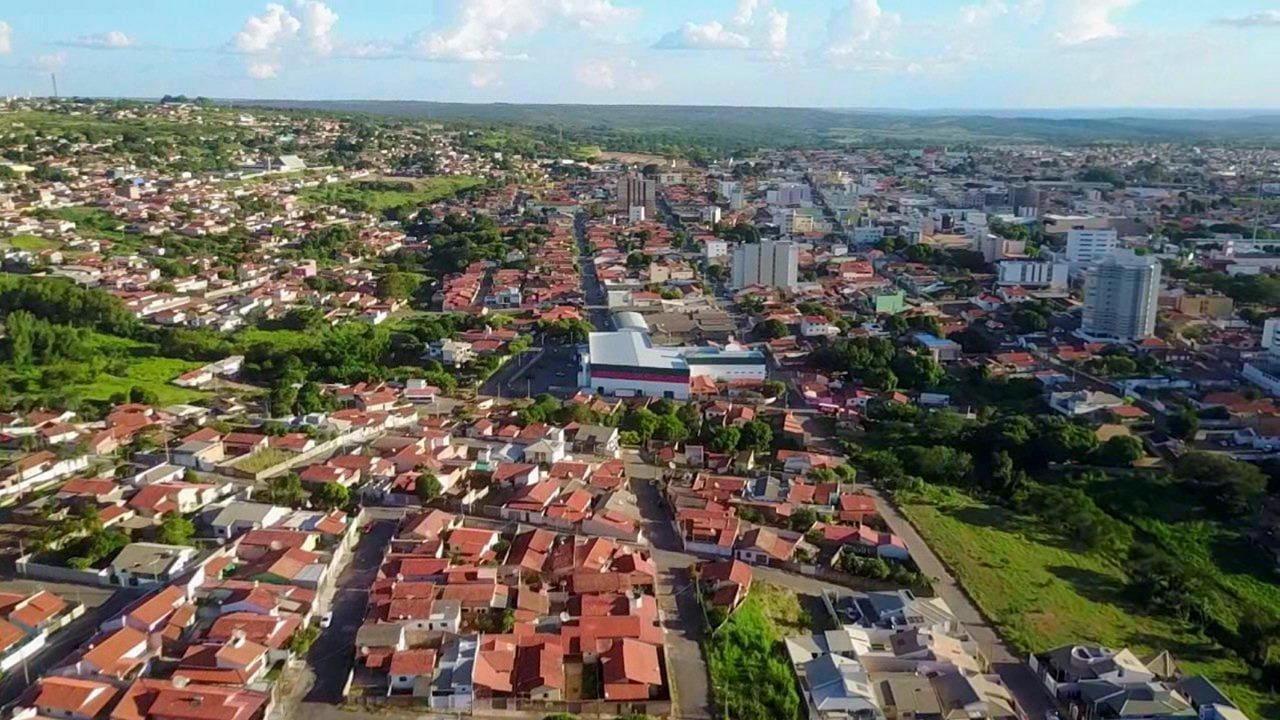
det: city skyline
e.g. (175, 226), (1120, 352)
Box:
(1, 1), (1279, 109)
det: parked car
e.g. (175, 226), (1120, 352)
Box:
(320, 612), (333, 629)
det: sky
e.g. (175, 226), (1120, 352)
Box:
(0, 0), (1278, 110)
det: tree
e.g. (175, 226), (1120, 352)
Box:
(739, 420), (773, 453)
(652, 414), (690, 444)
(416, 471), (442, 503)
(1175, 451), (1268, 518)
(1167, 407), (1200, 441)
(1038, 417), (1100, 463)
(708, 426), (741, 453)
(311, 482), (350, 510)
(156, 514), (195, 546)
(1092, 435), (1144, 467)
(898, 445), (972, 485)
(758, 319), (789, 339)
(789, 507), (817, 532)
(622, 407), (660, 443)
(762, 380), (786, 398)
(260, 473), (307, 506)
(376, 271), (424, 300)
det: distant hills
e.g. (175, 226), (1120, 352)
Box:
(230, 99), (1280, 150)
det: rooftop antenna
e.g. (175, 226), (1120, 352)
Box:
(50, 73), (58, 99)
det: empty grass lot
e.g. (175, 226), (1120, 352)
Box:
(899, 486), (1276, 719)
(299, 176), (482, 214)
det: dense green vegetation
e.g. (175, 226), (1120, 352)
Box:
(299, 176), (483, 220)
(861, 400), (1280, 719)
(245, 100), (1280, 156)
(705, 596), (802, 720)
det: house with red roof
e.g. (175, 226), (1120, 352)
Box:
(601, 638), (663, 701)
(109, 678), (269, 720)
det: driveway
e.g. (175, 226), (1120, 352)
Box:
(864, 485), (1057, 719)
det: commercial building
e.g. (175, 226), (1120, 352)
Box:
(1081, 250), (1161, 342)
(730, 240), (798, 290)
(997, 260), (1069, 290)
(578, 327), (766, 400)
(617, 174), (655, 215)
(1065, 228), (1118, 264)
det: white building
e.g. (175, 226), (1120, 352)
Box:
(766, 183), (810, 206)
(1081, 250), (1161, 342)
(730, 239), (798, 289)
(1065, 228), (1118, 264)
(705, 239), (730, 261)
(996, 260), (1069, 290)
(579, 327), (766, 400)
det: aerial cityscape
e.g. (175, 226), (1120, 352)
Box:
(0, 2), (1278, 720)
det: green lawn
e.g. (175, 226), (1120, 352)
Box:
(3, 234), (60, 251)
(72, 357), (210, 406)
(233, 327), (319, 353)
(299, 176), (482, 214)
(900, 486), (1276, 719)
(234, 447), (295, 474)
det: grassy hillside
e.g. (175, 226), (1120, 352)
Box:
(900, 485), (1277, 720)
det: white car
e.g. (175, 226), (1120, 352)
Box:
(319, 612), (333, 629)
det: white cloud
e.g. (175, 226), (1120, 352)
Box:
(294, 0), (338, 54)
(247, 61), (279, 79)
(1214, 10), (1280, 28)
(733, 0), (761, 25)
(575, 59), (617, 89)
(234, 3), (301, 53)
(35, 52), (66, 73)
(1053, 0), (1134, 47)
(823, 0), (902, 66)
(657, 21), (750, 49)
(469, 65), (502, 88)
(655, 0), (789, 59)
(574, 57), (657, 92)
(232, 1), (350, 77)
(69, 30), (135, 49)
(0, 21), (11, 55)
(416, 0), (638, 62)
(960, 0), (1008, 26)
(761, 7), (789, 59)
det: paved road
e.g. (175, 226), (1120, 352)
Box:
(632, 475), (711, 720)
(575, 212), (612, 332)
(298, 518), (397, 705)
(863, 485), (1056, 719)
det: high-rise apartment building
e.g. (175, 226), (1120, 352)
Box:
(1081, 250), (1161, 341)
(617, 173), (656, 214)
(1065, 228), (1118, 264)
(730, 240), (798, 289)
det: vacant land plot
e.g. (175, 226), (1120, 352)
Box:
(234, 447), (296, 475)
(299, 176), (482, 214)
(900, 488), (1275, 719)
(3, 234), (60, 251)
(73, 357), (209, 406)
(705, 595), (803, 720)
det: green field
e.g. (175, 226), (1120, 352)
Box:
(706, 594), (804, 720)
(299, 176), (482, 214)
(72, 356), (210, 406)
(3, 235), (60, 251)
(234, 447), (295, 474)
(900, 486), (1276, 719)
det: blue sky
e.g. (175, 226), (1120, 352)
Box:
(0, 1), (1278, 109)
